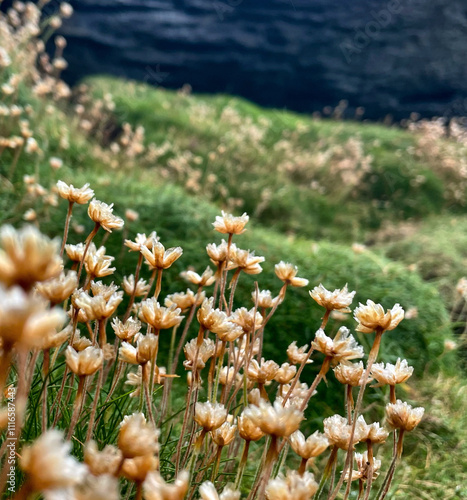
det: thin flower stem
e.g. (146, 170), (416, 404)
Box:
(66, 376), (86, 440)
(123, 253), (144, 322)
(42, 348), (50, 432)
(234, 440), (250, 489)
(329, 329), (384, 500)
(154, 268), (163, 301)
(85, 367), (104, 442)
(60, 200), (74, 257)
(315, 445), (338, 500)
(228, 268), (241, 314)
(77, 222), (100, 282)
(375, 430), (405, 500)
(175, 378), (195, 475)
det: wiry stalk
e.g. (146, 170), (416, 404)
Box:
(60, 200), (74, 257)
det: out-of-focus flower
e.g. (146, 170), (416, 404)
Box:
(36, 270), (78, 304)
(243, 400), (303, 438)
(143, 470), (189, 500)
(265, 470), (318, 500)
(181, 266), (216, 286)
(118, 413), (159, 458)
(84, 441), (123, 476)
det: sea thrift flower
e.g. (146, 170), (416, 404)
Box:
(206, 240), (237, 265)
(20, 430), (87, 495)
(266, 470), (318, 499)
(346, 451), (382, 482)
(199, 482), (241, 500)
(118, 413), (159, 458)
(85, 252), (116, 278)
(211, 421), (237, 447)
(228, 248), (265, 274)
(143, 470), (190, 500)
(287, 341), (312, 365)
(88, 199), (124, 232)
(141, 238), (183, 269)
(121, 454), (158, 482)
(354, 300), (404, 333)
(73, 289), (123, 320)
(243, 400), (303, 438)
(230, 307), (263, 334)
(165, 289), (205, 311)
(252, 289), (282, 309)
(139, 298), (184, 330)
(385, 400), (425, 432)
(247, 358), (280, 384)
(290, 430), (329, 459)
(212, 210), (249, 234)
(309, 283), (356, 312)
(74, 474), (120, 500)
(183, 338), (215, 371)
(323, 414), (368, 450)
(195, 402), (228, 431)
(197, 298), (243, 339)
(238, 413), (264, 442)
(333, 361), (367, 386)
(312, 327), (364, 364)
(124, 232), (158, 252)
(123, 275), (150, 297)
(84, 441), (123, 476)
(275, 261), (309, 287)
(111, 317), (141, 341)
(360, 421), (389, 444)
(35, 270), (78, 304)
(181, 266), (216, 286)
(0, 225), (62, 289)
(371, 358), (414, 386)
(65, 346), (104, 376)
(274, 363), (297, 384)
(65, 242), (86, 262)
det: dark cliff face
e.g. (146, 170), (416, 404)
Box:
(59, 0), (467, 120)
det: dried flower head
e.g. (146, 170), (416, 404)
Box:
(354, 300), (404, 333)
(183, 338), (216, 371)
(143, 470), (190, 500)
(165, 289), (205, 311)
(181, 266), (216, 286)
(274, 362), (297, 384)
(141, 238), (183, 270)
(199, 482), (241, 500)
(84, 441), (123, 476)
(287, 341), (312, 365)
(118, 413), (159, 458)
(333, 361), (367, 387)
(309, 283), (356, 312)
(121, 454), (158, 482)
(243, 400), (303, 438)
(206, 240), (237, 266)
(0, 225), (62, 289)
(122, 275), (149, 297)
(212, 210), (249, 235)
(371, 358), (414, 386)
(35, 270), (78, 305)
(312, 327), (364, 364)
(124, 232), (158, 252)
(230, 307), (263, 334)
(247, 358), (280, 384)
(88, 199), (124, 232)
(20, 430), (87, 494)
(65, 345), (104, 376)
(266, 470), (318, 500)
(85, 251), (116, 278)
(385, 400), (424, 432)
(65, 242), (86, 262)
(56, 180), (94, 204)
(275, 261), (309, 287)
(228, 248), (264, 274)
(252, 289), (282, 309)
(323, 414), (368, 450)
(111, 317), (141, 341)
(197, 298), (243, 340)
(74, 289), (123, 321)
(211, 421), (237, 447)
(360, 421), (390, 444)
(139, 298), (184, 330)
(194, 402), (228, 431)
(237, 413), (264, 442)
(346, 451), (381, 482)
(290, 430), (329, 459)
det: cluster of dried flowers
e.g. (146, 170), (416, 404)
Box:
(0, 189), (424, 499)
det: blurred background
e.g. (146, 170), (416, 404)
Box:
(56, 0), (467, 121)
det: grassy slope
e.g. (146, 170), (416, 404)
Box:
(2, 74), (466, 496)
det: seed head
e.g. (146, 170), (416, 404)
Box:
(194, 402), (227, 431)
(65, 345), (104, 376)
(371, 358), (414, 386)
(309, 283), (356, 312)
(243, 400), (303, 438)
(212, 210), (249, 235)
(118, 413), (159, 458)
(88, 199), (124, 232)
(56, 180), (94, 204)
(290, 430), (329, 459)
(354, 300), (404, 333)
(275, 261), (308, 287)
(136, 334), (159, 363)
(385, 400), (424, 432)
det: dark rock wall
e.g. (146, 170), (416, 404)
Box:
(59, 0), (467, 119)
